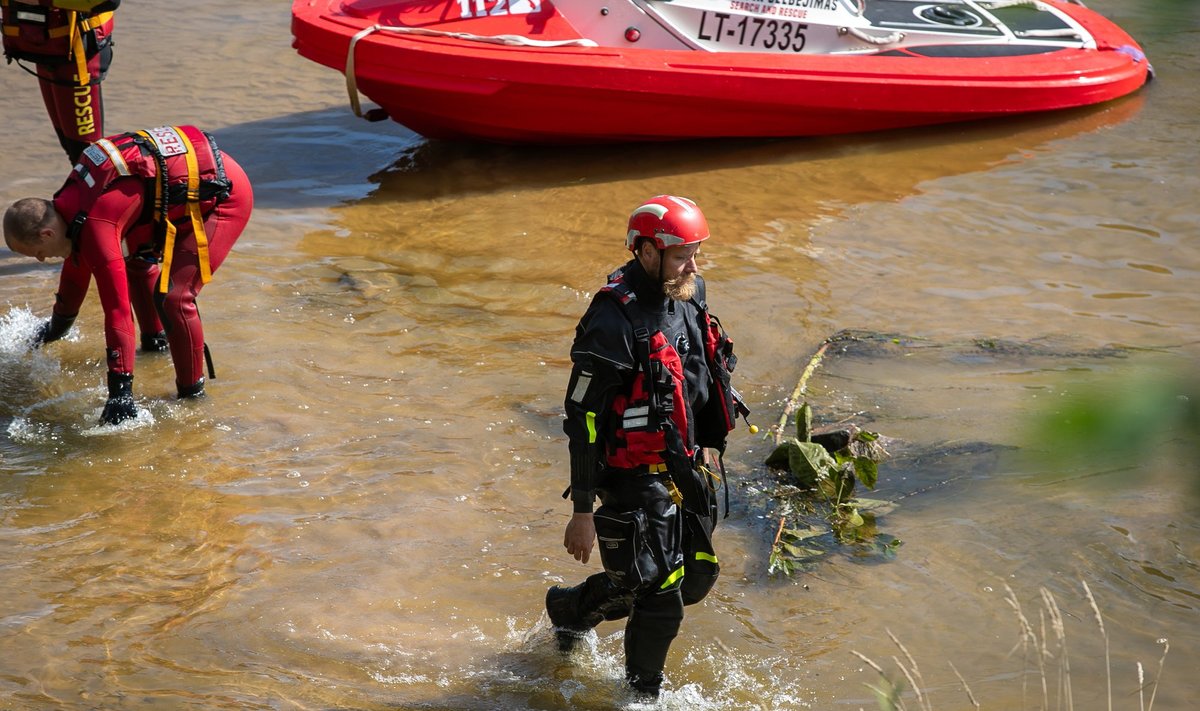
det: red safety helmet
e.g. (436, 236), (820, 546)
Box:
(625, 195), (709, 252)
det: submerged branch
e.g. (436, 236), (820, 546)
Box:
(774, 340), (831, 444)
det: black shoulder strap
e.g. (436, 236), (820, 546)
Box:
(203, 130), (231, 191)
(66, 210), (88, 254)
(601, 282), (653, 383)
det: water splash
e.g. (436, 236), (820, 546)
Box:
(5, 416), (57, 445)
(0, 306), (43, 354)
(78, 405), (157, 436)
(0, 306), (81, 355)
(499, 614), (817, 710)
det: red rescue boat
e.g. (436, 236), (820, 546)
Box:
(290, 0), (1151, 143)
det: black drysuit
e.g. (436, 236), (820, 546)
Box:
(558, 257), (725, 691)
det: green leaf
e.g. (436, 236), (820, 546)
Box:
(783, 525), (826, 541)
(764, 438), (798, 470)
(819, 464), (855, 501)
(782, 542), (823, 558)
(856, 430), (880, 443)
(853, 456), (879, 489)
(796, 402), (813, 443)
(781, 542), (807, 557)
(853, 498), (897, 515)
(765, 440), (837, 488)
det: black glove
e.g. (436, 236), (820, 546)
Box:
(141, 330), (169, 352)
(32, 313), (76, 349)
(100, 372), (137, 426)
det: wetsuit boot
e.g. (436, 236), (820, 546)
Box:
(141, 331), (169, 352)
(178, 378), (206, 399)
(626, 669), (664, 700)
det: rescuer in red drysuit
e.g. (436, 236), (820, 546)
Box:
(1, 0), (119, 163)
(3, 125), (253, 425)
(546, 195), (749, 699)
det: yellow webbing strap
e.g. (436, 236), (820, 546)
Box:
(46, 9), (111, 34)
(56, 10), (114, 87)
(177, 129), (214, 288)
(141, 128), (213, 293)
(59, 11), (87, 87)
(665, 478), (683, 506)
(152, 171), (176, 292)
(79, 10), (111, 31)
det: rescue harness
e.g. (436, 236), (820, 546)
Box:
(599, 267), (750, 518)
(1, 0), (116, 89)
(63, 125), (231, 294)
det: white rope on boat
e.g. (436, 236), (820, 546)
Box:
(978, 0), (1047, 9)
(344, 24), (599, 118)
(837, 0), (865, 16)
(1014, 28), (1082, 37)
(840, 26), (904, 45)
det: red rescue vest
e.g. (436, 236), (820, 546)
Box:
(56, 125), (231, 292)
(1, 0), (114, 86)
(600, 268), (747, 471)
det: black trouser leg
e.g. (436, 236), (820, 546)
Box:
(548, 572), (633, 630)
(596, 475), (685, 694)
(625, 585), (683, 695)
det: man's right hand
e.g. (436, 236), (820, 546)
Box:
(32, 313), (76, 349)
(564, 512), (596, 564)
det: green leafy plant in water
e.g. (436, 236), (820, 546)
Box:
(764, 401), (900, 574)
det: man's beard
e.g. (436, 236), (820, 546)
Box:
(663, 272), (698, 301)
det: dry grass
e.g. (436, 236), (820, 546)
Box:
(851, 580), (1170, 711)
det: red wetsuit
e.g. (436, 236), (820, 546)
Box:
(50, 127), (253, 392)
(1, 0), (118, 162)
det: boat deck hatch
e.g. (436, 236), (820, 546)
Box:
(864, 0), (999, 35)
(863, 1), (1076, 39)
(919, 5), (982, 27)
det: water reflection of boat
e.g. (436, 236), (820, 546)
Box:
(290, 0), (1151, 143)
(352, 90), (1145, 206)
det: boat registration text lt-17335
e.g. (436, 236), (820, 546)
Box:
(696, 11), (809, 52)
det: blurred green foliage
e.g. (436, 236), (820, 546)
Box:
(1025, 365), (1199, 493)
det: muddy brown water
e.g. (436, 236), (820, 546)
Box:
(1, 1), (1197, 709)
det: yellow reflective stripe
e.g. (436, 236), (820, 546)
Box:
(176, 129), (214, 286)
(93, 138), (128, 175)
(660, 565), (685, 590)
(695, 551), (718, 564)
(586, 411), (597, 444)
